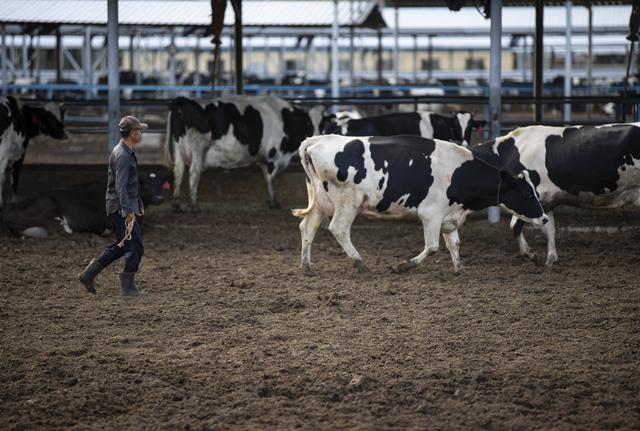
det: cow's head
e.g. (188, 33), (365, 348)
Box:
(308, 105), (331, 135)
(22, 102), (68, 139)
(139, 171), (173, 206)
(452, 111), (484, 147)
(498, 169), (548, 226)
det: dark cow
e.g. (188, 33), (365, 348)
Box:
(292, 134), (547, 274)
(0, 96), (67, 207)
(2, 171), (170, 238)
(321, 111), (485, 147)
(471, 124), (640, 266)
(165, 96), (315, 210)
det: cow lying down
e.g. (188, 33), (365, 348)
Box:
(292, 135), (548, 274)
(472, 123), (640, 266)
(2, 171), (169, 238)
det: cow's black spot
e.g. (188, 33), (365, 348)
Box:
(378, 177), (385, 190)
(471, 138), (541, 188)
(281, 108), (313, 153)
(544, 125), (640, 195)
(268, 147), (277, 159)
(369, 136), (435, 212)
(221, 103), (263, 157)
(429, 113), (457, 142)
(267, 162), (275, 175)
(344, 112), (422, 136)
(322, 181), (329, 192)
(334, 139), (367, 184)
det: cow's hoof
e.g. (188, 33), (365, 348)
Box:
(302, 262), (314, 275)
(268, 200), (281, 210)
(393, 260), (414, 274)
(545, 254), (558, 267)
(454, 265), (465, 275)
(354, 260), (369, 273)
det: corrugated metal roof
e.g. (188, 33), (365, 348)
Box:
(0, 0), (379, 27)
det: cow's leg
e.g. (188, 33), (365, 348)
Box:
(260, 163), (280, 209)
(10, 152), (26, 197)
(328, 201), (367, 273)
(541, 211), (558, 267)
(299, 205), (324, 274)
(443, 229), (464, 274)
(395, 218), (441, 273)
(511, 216), (536, 260)
(187, 151), (204, 212)
(171, 151), (186, 212)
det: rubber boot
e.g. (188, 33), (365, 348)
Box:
(119, 272), (141, 297)
(78, 259), (105, 294)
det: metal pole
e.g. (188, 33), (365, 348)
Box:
(331, 0), (340, 99)
(377, 30), (383, 84)
(22, 35), (28, 78)
(488, 0), (502, 224)
(413, 35), (418, 82)
(1, 25), (7, 94)
(135, 30), (141, 85)
(107, 0), (120, 152)
(195, 36), (201, 98)
(428, 35), (433, 80)
(393, 6), (399, 85)
(534, 0), (543, 124)
(56, 27), (63, 82)
(168, 31), (176, 94)
(83, 25), (92, 99)
(349, 0), (355, 87)
(587, 5), (593, 119)
(232, 0), (243, 94)
(129, 34), (134, 72)
(564, 0), (572, 123)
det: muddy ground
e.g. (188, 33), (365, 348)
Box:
(1, 165), (639, 430)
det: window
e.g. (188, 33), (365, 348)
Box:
(465, 58), (485, 70)
(421, 59), (440, 71)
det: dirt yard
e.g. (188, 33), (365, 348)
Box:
(1, 165), (639, 430)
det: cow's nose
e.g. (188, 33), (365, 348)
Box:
(542, 216), (549, 225)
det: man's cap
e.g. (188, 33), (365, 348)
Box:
(119, 115), (148, 132)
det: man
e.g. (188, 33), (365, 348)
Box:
(78, 115), (148, 296)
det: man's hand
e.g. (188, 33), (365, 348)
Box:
(140, 207), (145, 217)
(126, 212), (135, 225)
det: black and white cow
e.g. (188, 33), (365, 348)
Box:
(165, 96), (315, 210)
(0, 96), (67, 208)
(321, 111), (485, 147)
(292, 134), (548, 274)
(2, 171), (170, 238)
(472, 123), (640, 266)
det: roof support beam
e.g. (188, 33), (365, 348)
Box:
(107, 0), (120, 152)
(231, 0), (243, 94)
(564, 0), (572, 123)
(331, 0), (340, 99)
(488, 0), (502, 224)
(534, 0), (543, 124)
(1, 25), (7, 95)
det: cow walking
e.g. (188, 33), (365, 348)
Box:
(292, 135), (547, 274)
(472, 124), (640, 266)
(165, 96), (316, 210)
(0, 96), (67, 207)
(321, 111), (484, 147)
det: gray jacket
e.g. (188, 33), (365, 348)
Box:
(105, 141), (143, 216)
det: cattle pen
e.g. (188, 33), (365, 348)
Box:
(2, 0), (640, 429)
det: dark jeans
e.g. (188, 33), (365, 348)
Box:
(97, 213), (144, 273)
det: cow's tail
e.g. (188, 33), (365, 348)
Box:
(291, 137), (321, 218)
(163, 109), (174, 167)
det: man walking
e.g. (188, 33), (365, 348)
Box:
(79, 115), (148, 296)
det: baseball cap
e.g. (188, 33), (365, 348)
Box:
(119, 115), (149, 132)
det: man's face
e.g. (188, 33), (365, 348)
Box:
(130, 128), (143, 144)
